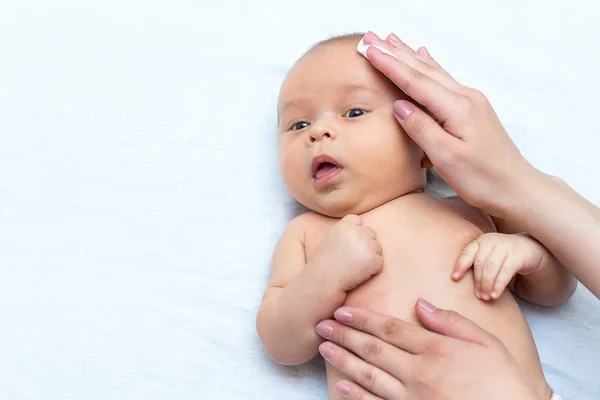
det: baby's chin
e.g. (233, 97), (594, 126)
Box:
(298, 191), (389, 218)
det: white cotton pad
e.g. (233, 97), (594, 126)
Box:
(356, 36), (398, 60)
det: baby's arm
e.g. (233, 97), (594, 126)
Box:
(256, 214), (383, 365)
(256, 216), (345, 365)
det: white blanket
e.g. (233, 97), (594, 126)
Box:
(1, 1), (599, 399)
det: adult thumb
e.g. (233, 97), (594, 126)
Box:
(414, 298), (493, 345)
(393, 100), (457, 163)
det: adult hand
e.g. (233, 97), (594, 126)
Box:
(360, 32), (600, 298)
(359, 31), (540, 218)
(315, 300), (541, 400)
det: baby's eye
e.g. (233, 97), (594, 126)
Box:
(291, 121), (310, 131)
(344, 109), (366, 118)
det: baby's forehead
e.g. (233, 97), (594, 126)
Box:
(280, 42), (379, 99)
(278, 42), (400, 111)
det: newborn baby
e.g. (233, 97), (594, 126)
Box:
(257, 33), (575, 400)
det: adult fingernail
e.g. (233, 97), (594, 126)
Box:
(388, 33), (403, 45)
(334, 308), (353, 323)
(337, 381), (351, 396)
(365, 31), (381, 41)
(491, 291), (499, 299)
(394, 100), (414, 120)
(316, 321), (333, 339)
(417, 298), (437, 313)
(418, 46), (431, 57)
(319, 342), (334, 360)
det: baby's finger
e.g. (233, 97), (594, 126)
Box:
(370, 239), (384, 256)
(360, 226), (378, 240)
(473, 243), (493, 299)
(491, 255), (519, 299)
(371, 254), (384, 275)
(452, 241), (479, 281)
(480, 249), (508, 300)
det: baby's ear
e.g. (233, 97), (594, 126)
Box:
(421, 154), (433, 169)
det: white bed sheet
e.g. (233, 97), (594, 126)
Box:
(1, 1), (599, 399)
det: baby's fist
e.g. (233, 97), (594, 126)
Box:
(313, 214), (384, 292)
(452, 233), (544, 300)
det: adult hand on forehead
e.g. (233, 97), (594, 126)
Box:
(359, 31), (538, 218)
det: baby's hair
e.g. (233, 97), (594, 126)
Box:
(308, 32), (365, 52)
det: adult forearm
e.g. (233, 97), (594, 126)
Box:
(257, 262), (346, 365)
(503, 171), (600, 298)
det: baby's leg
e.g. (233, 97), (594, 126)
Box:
(325, 362), (350, 400)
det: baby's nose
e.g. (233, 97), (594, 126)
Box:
(309, 121), (337, 142)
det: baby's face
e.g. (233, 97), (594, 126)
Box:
(277, 38), (426, 218)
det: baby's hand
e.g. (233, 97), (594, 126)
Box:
(311, 214), (384, 292)
(451, 233), (543, 301)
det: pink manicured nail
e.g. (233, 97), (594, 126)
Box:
(417, 298), (437, 313)
(365, 31), (381, 41)
(388, 33), (403, 45)
(319, 343), (334, 360)
(315, 321), (333, 339)
(393, 100), (414, 120)
(337, 381), (351, 396)
(418, 46), (431, 57)
(334, 308), (353, 323)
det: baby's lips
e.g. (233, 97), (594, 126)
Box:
(356, 34), (398, 60)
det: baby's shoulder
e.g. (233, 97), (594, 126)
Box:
(441, 195), (496, 233)
(285, 211), (332, 232)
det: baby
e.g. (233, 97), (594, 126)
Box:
(257, 33), (576, 400)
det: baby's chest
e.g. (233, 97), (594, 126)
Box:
(303, 203), (483, 268)
(302, 201), (486, 314)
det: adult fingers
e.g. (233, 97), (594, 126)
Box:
(362, 32), (460, 92)
(417, 46), (443, 69)
(365, 45), (467, 127)
(381, 32), (447, 73)
(336, 380), (386, 400)
(383, 32), (417, 54)
(331, 307), (436, 354)
(317, 319), (413, 380)
(392, 100), (461, 171)
(414, 299), (495, 346)
(318, 342), (405, 400)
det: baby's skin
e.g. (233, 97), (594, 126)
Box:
(257, 34), (575, 400)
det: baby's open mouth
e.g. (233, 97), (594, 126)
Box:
(315, 162), (339, 179)
(312, 155), (343, 188)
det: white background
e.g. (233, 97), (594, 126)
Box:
(1, 1), (599, 399)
